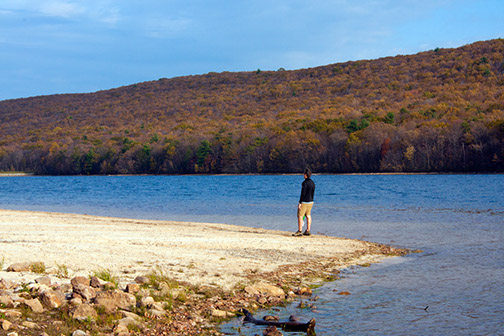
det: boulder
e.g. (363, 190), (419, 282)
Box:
(35, 276), (52, 286)
(71, 304), (98, 321)
(121, 310), (144, 323)
(40, 290), (63, 309)
(21, 321), (38, 329)
(263, 325), (283, 336)
(244, 282), (285, 297)
(1, 310), (22, 318)
(1, 319), (12, 331)
(90, 276), (113, 289)
(69, 297), (83, 306)
(138, 296), (155, 308)
(147, 309), (166, 318)
(125, 283), (140, 294)
(298, 287), (312, 296)
(94, 289), (136, 313)
(6, 263), (30, 272)
(134, 276), (149, 285)
(72, 284), (96, 302)
(23, 298), (44, 313)
(0, 294), (14, 307)
(71, 276), (90, 287)
(150, 302), (165, 312)
(211, 309), (227, 317)
(0, 279), (12, 290)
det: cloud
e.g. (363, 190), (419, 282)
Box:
(1, 0), (121, 24)
(39, 1), (85, 18)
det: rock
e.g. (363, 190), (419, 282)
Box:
(168, 288), (181, 299)
(338, 291), (351, 295)
(113, 324), (129, 334)
(134, 276), (149, 285)
(125, 283), (140, 294)
(35, 276), (52, 286)
(151, 302), (166, 311)
(121, 310), (144, 324)
(1, 310), (22, 318)
(138, 296), (154, 308)
(263, 325), (283, 335)
(6, 263), (30, 272)
(27, 283), (50, 294)
(1, 319), (12, 330)
(71, 276), (90, 287)
(94, 289), (136, 313)
(71, 330), (88, 336)
(6, 332), (18, 336)
(158, 282), (171, 297)
(211, 309), (227, 317)
(21, 320), (38, 329)
(116, 316), (141, 328)
(244, 282), (285, 297)
(71, 304), (98, 321)
(23, 298), (44, 313)
(69, 297), (83, 306)
(0, 294), (14, 307)
(0, 279), (12, 289)
(103, 282), (117, 290)
(89, 276), (103, 288)
(58, 283), (73, 293)
(298, 287), (312, 296)
(72, 283), (96, 302)
(40, 290), (63, 309)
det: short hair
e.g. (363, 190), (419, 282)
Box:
(304, 168), (312, 178)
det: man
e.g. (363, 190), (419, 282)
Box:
(293, 168), (315, 236)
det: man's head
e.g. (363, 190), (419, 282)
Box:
(304, 168), (312, 178)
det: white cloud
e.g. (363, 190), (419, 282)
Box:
(39, 1), (85, 18)
(1, 0), (121, 24)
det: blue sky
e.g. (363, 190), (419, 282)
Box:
(1, 0), (503, 101)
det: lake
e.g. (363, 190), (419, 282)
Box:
(0, 174), (502, 335)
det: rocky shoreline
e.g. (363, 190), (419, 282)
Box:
(0, 210), (409, 335)
(1, 244), (408, 336)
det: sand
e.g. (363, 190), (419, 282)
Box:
(0, 209), (396, 290)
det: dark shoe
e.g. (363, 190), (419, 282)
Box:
(303, 230), (311, 236)
(292, 230), (303, 236)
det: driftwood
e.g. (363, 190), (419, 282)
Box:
(240, 308), (316, 334)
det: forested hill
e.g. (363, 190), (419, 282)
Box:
(1, 39), (503, 175)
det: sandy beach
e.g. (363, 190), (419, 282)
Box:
(0, 209), (398, 290)
(0, 209), (410, 335)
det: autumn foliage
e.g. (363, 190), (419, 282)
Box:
(1, 39), (503, 175)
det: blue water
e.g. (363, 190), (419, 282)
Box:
(0, 174), (503, 335)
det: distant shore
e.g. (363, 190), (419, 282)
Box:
(0, 171), (499, 178)
(0, 172), (34, 176)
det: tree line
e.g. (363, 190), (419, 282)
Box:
(0, 39), (503, 174)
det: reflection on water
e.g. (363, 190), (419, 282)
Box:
(1, 174), (503, 335)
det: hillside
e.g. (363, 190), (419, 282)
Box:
(1, 39), (503, 174)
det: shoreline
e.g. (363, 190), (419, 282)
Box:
(0, 209), (409, 334)
(1, 171), (501, 177)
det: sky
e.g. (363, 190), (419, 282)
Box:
(1, 0), (503, 101)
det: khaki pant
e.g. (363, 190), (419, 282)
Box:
(297, 202), (314, 218)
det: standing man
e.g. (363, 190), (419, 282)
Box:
(293, 168), (315, 236)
